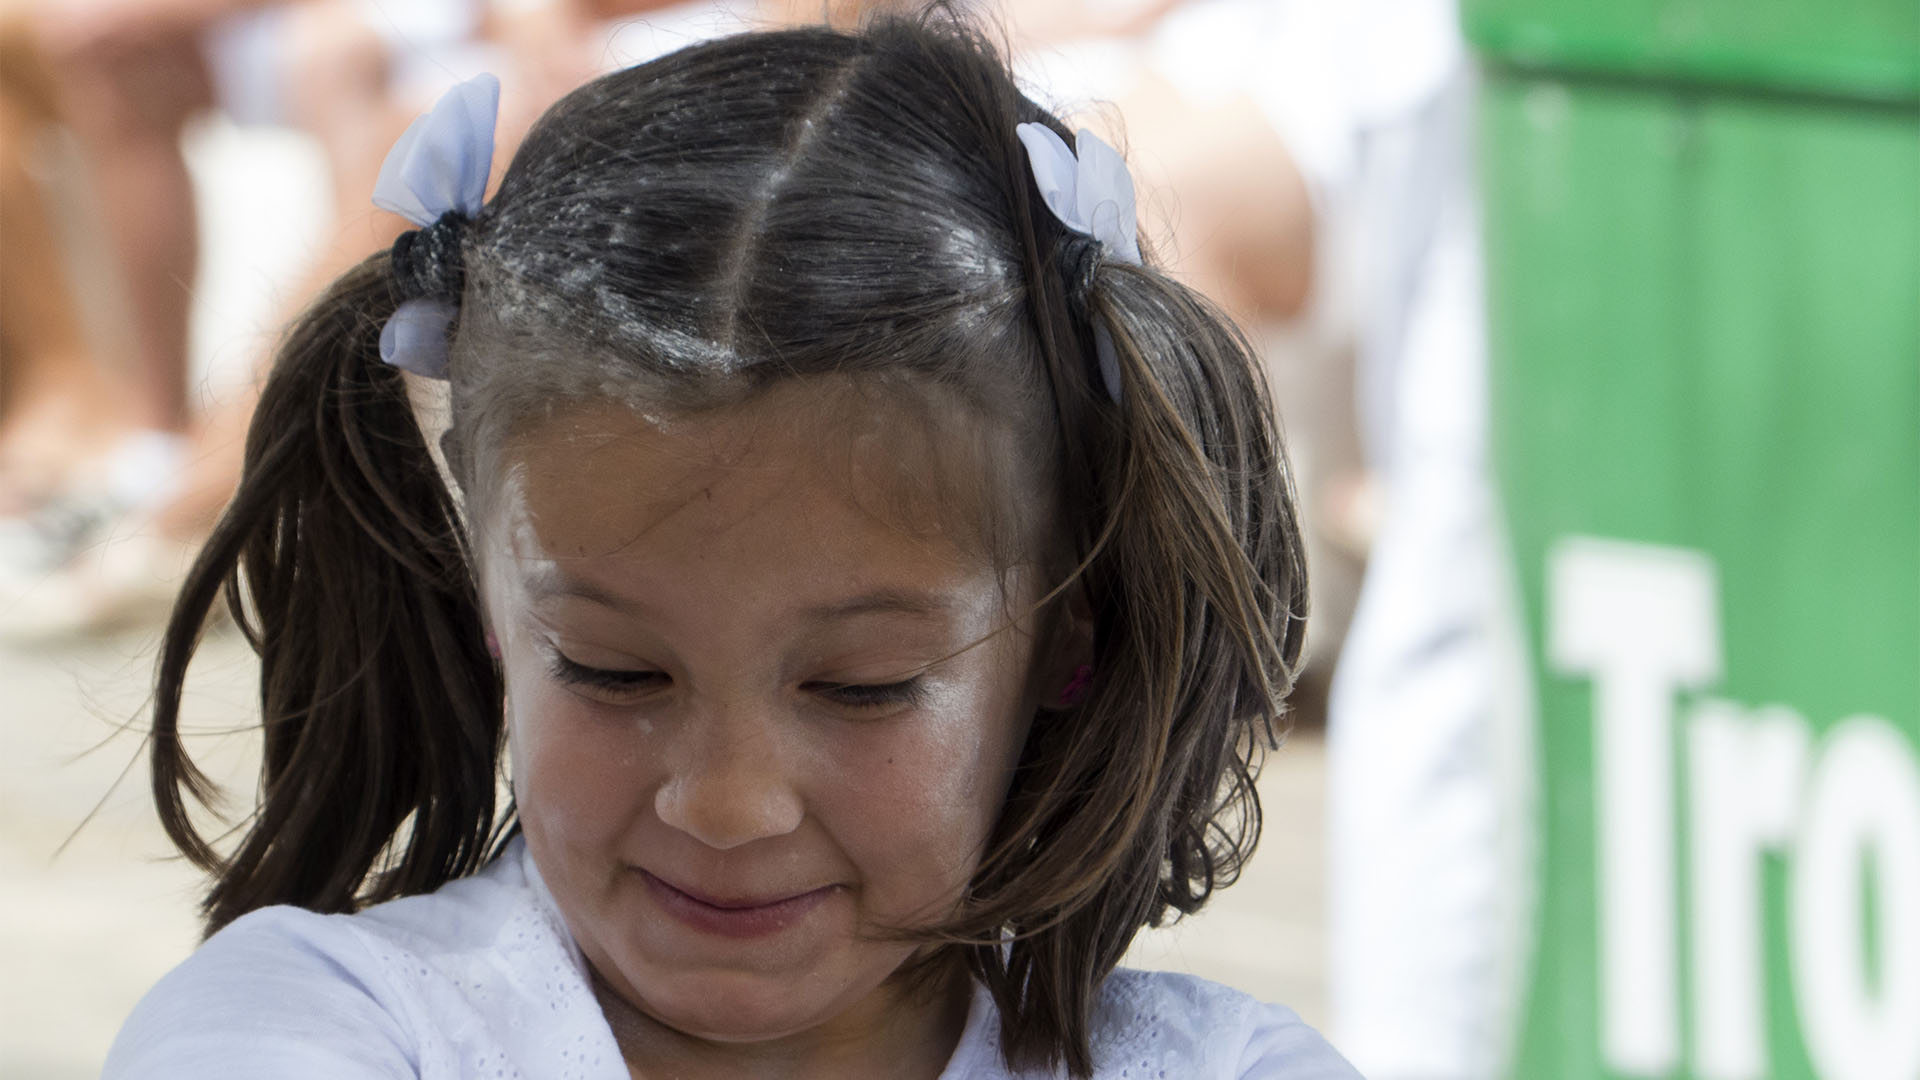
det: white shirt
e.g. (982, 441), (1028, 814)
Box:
(106, 838), (1360, 1079)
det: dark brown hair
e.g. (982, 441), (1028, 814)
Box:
(151, 14), (1307, 1077)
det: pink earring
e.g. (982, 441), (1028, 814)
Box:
(1057, 664), (1094, 707)
(485, 631), (500, 659)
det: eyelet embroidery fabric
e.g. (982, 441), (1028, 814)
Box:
(935, 967), (1357, 1080)
(333, 840), (623, 1080)
(107, 836), (1358, 1079)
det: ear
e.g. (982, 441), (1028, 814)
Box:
(474, 588), (502, 660)
(1033, 581), (1096, 712)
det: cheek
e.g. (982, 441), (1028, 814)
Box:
(505, 656), (655, 852)
(829, 669), (1031, 908)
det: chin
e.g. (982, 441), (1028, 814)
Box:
(636, 970), (862, 1042)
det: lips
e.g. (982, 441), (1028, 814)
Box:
(637, 869), (839, 939)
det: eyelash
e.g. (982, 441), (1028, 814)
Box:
(545, 650), (661, 692)
(814, 679), (927, 709)
(542, 649), (926, 709)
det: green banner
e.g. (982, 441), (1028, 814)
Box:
(1482, 68), (1920, 1080)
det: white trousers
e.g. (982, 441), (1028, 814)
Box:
(1324, 73), (1536, 1080)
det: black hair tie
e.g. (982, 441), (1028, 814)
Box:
(1051, 233), (1126, 400)
(391, 210), (470, 301)
(1056, 233), (1103, 324)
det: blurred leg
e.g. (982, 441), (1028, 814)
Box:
(0, 18), (137, 508)
(52, 32), (211, 435)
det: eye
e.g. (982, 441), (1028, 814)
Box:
(545, 649), (666, 697)
(808, 678), (927, 711)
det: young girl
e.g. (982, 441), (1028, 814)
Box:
(108, 14), (1354, 1079)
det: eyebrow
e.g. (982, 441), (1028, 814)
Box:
(524, 570), (957, 623)
(800, 588), (958, 623)
(526, 569), (638, 612)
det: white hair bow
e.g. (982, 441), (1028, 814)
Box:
(370, 73), (500, 379)
(1015, 123), (1139, 402)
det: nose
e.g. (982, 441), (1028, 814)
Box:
(653, 702), (804, 851)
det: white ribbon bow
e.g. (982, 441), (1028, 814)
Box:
(1015, 122), (1139, 401)
(370, 73), (500, 379)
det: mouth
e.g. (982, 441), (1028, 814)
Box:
(636, 869), (840, 939)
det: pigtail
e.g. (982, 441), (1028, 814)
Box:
(960, 104), (1308, 1076)
(150, 254), (506, 936)
(1083, 264), (1309, 900)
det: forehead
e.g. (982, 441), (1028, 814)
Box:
(482, 378), (1032, 600)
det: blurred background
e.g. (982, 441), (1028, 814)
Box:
(1, 1), (1915, 1078)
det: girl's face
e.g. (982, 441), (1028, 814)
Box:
(478, 381), (1053, 1050)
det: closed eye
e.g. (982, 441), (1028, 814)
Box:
(546, 650), (665, 692)
(808, 679), (926, 710)
(544, 645), (924, 710)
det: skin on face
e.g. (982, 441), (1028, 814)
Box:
(478, 380), (1058, 1074)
